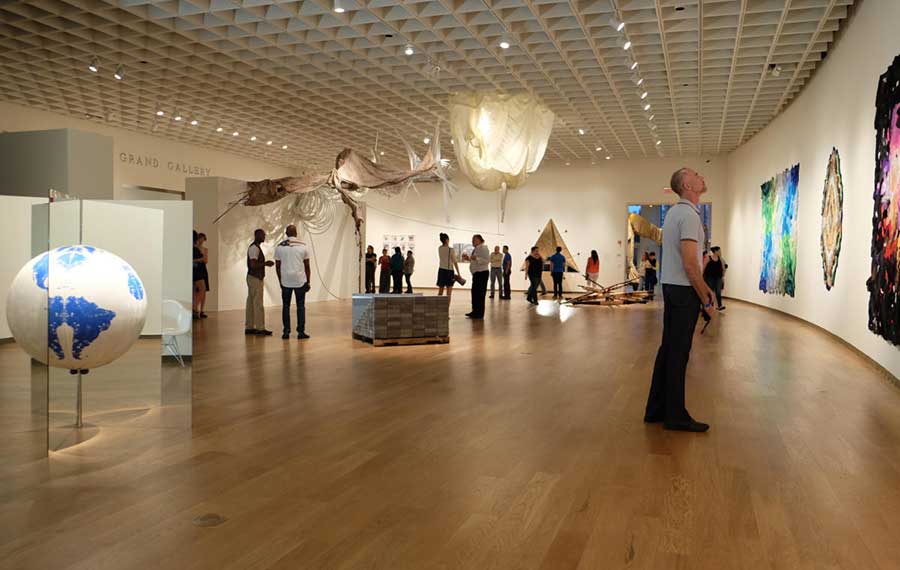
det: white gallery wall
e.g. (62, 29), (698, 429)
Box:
(0, 196), (46, 340)
(723, 0), (900, 377)
(0, 101), (295, 194)
(364, 157), (727, 292)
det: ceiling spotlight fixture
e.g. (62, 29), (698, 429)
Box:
(605, 155), (612, 160)
(379, 151), (385, 156)
(649, 123), (658, 130)
(648, 114), (655, 121)
(565, 162), (571, 166)
(655, 140), (662, 146)
(155, 108), (164, 117)
(333, 0), (346, 13)
(113, 64), (124, 80)
(423, 137), (431, 144)
(769, 63), (783, 77)
(282, 145), (288, 150)
(174, 112), (183, 121)
(640, 91), (648, 100)
(609, 17), (625, 32)
(595, 146), (602, 151)
(267, 140), (273, 145)
(499, 40), (510, 50)
(216, 126), (223, 132)
(250, 135), (257, 141)
(578, 128), (585, 135)
(630, 60), (639, 71)
(232, 131), (239, 136)
(643, 103), (651, 111)
(623, 40), (632, 50)
(88, 56), (99, 73)
(404, 44), (414, 56)
(190, 118), (198, 126)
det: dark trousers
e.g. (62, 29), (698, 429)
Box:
(503, 270), (511, 298)
(551, 272), (563, 296)
(404, 273), (413, 294)
(470, 270), (489, 317)
(281, 286), (307, 335)
(365, 265), (376, 293)
(379, 269), (390, 293)
(645, 284), (701, 424)
(391, 270), (403, 294)
(705, 276), (723, 307)
(527, 274), (541, 303)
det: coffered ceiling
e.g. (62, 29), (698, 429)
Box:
(0, 0), (855, 169)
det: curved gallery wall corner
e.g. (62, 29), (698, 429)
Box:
(722, 0), (900, 379)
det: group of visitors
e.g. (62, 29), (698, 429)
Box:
(436, 233), (513, 318)
(365, 246), (415, 294)
(243, 226), (311, 340)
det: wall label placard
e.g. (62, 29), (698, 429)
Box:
(118, 152), (211, 176)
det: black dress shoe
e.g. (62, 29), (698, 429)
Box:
(297, 333), (310, 340)
(282, 333), (290, 339)
(255, 329), (274, 336)
(465, 312), (473, 317)
(643, 415), (664, 423)
(664, 420), (710, 432)
(245, 329), (258, 335)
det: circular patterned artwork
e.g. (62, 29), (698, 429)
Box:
(821, 147), (844, 291)
(5, 245), (147, 370)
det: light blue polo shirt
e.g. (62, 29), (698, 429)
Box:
(661, 199), (705, 286)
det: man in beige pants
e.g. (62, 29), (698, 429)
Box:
(246, 228), (274, 336)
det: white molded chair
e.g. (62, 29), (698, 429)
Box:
(162, 299), (192, 367)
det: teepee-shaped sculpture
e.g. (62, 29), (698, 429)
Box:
(534, 219), (579, 273)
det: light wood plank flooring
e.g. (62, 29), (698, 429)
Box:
(3, 295), (900, 569)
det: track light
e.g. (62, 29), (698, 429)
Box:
(155, 107), (164, 117)
(499, 40), (510, 50)
(113, 64), (124, 80)
(595, 146), (602, 151)
(630, 60), (639, 71)
(655, 140), (662, 146)
(379, 151), (385, 156)
(640, 91), (648, 100)
(190, 116), (198, 126)
(578, 128), (585, 135)
(648, 114), (655, 121)
(88, 56), (99, 73)
(623, 41), (632, 50)
(232, 131), (239, 136)
(333, 0), (346, 13)
(605, 155), (612, 160)
(282, 145), (288, 150)
(649, 123), (658, 131)
(267, 140), (273, 145)
(250, 135), (257, 141)
(609, 17), (625, 32)
(174, 112), (182, 121)
(404, 44), (414, 56)
(423, 137), (431, 144)
(643, 103), (651, 111)
(618, 38), (632, 50)
(216, 125), (223, 132)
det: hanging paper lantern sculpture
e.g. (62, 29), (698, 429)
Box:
(449, 92), (554, 219)
(5, 246), (147, 371)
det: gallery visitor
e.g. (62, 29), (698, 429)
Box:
(645, 251), (658, 297)
(644, 167), (716, 433)
(274, 225), (311, 340)
(585, 250), (600, 286)
(192, 231), (209, 319)
(501, 245), (512, 300)
(364, 245), (377, 293)
(703, 246), (727, 310)
(436, 233), (461, 299)
(246, 228), (274, 336)
(549, 246), (566, 299)
(467, 234), (490, 319)
(525, 247), (543, 305)
(404, 250), (415, 294)
(639, 252), (650, 290)
(378, 248), (391, 293)
(390, 247), (404, 294)
(489, 246), (504, 299)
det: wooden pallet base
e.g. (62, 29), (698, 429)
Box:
(353, 333), (449, 347)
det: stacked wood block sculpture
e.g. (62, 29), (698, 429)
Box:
(352, 294), (450, 346)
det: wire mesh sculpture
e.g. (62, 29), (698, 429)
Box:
(820, 147), (843, 291)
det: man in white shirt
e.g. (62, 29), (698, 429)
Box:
(466, 234), (491, 319)
(274, 224), (312, 340)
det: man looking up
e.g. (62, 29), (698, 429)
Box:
(644, 168), (716, 432)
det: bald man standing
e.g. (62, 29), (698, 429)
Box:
(275, 224), (311, 340)
(644, 168), (716, 432)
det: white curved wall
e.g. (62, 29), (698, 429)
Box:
(723, 0), (900, 378)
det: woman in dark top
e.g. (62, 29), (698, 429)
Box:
(192, 231), (209, 319)
(703, 246), (726, 310)
(525, 246), (543, 305)
(364, 245), (377, 293)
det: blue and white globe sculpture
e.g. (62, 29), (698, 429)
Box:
(5, 245), (147, 370)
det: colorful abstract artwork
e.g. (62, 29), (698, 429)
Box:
(821, 148), (844, 290)
(868, 55), (900, 343)
(759, 164), (800, 297)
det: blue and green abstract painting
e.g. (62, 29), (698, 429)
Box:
(759, 164), (800, 297)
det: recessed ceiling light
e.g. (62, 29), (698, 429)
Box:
(232, 131), (239, 136)
(282, 145), (288, 150)
(267, 140), (273, 145)
(609, 17), (625, 32)
(113, 64), (124, 80)
(499, 40), (510, 50)
(379, 151), (385, 156)
(88, 56), (99, 73)
(404, 44), (414, 56)
(250, 135), (257, 141)
(644, 103), (651, 111)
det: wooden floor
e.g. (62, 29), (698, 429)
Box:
(4, 295), (900, 569)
